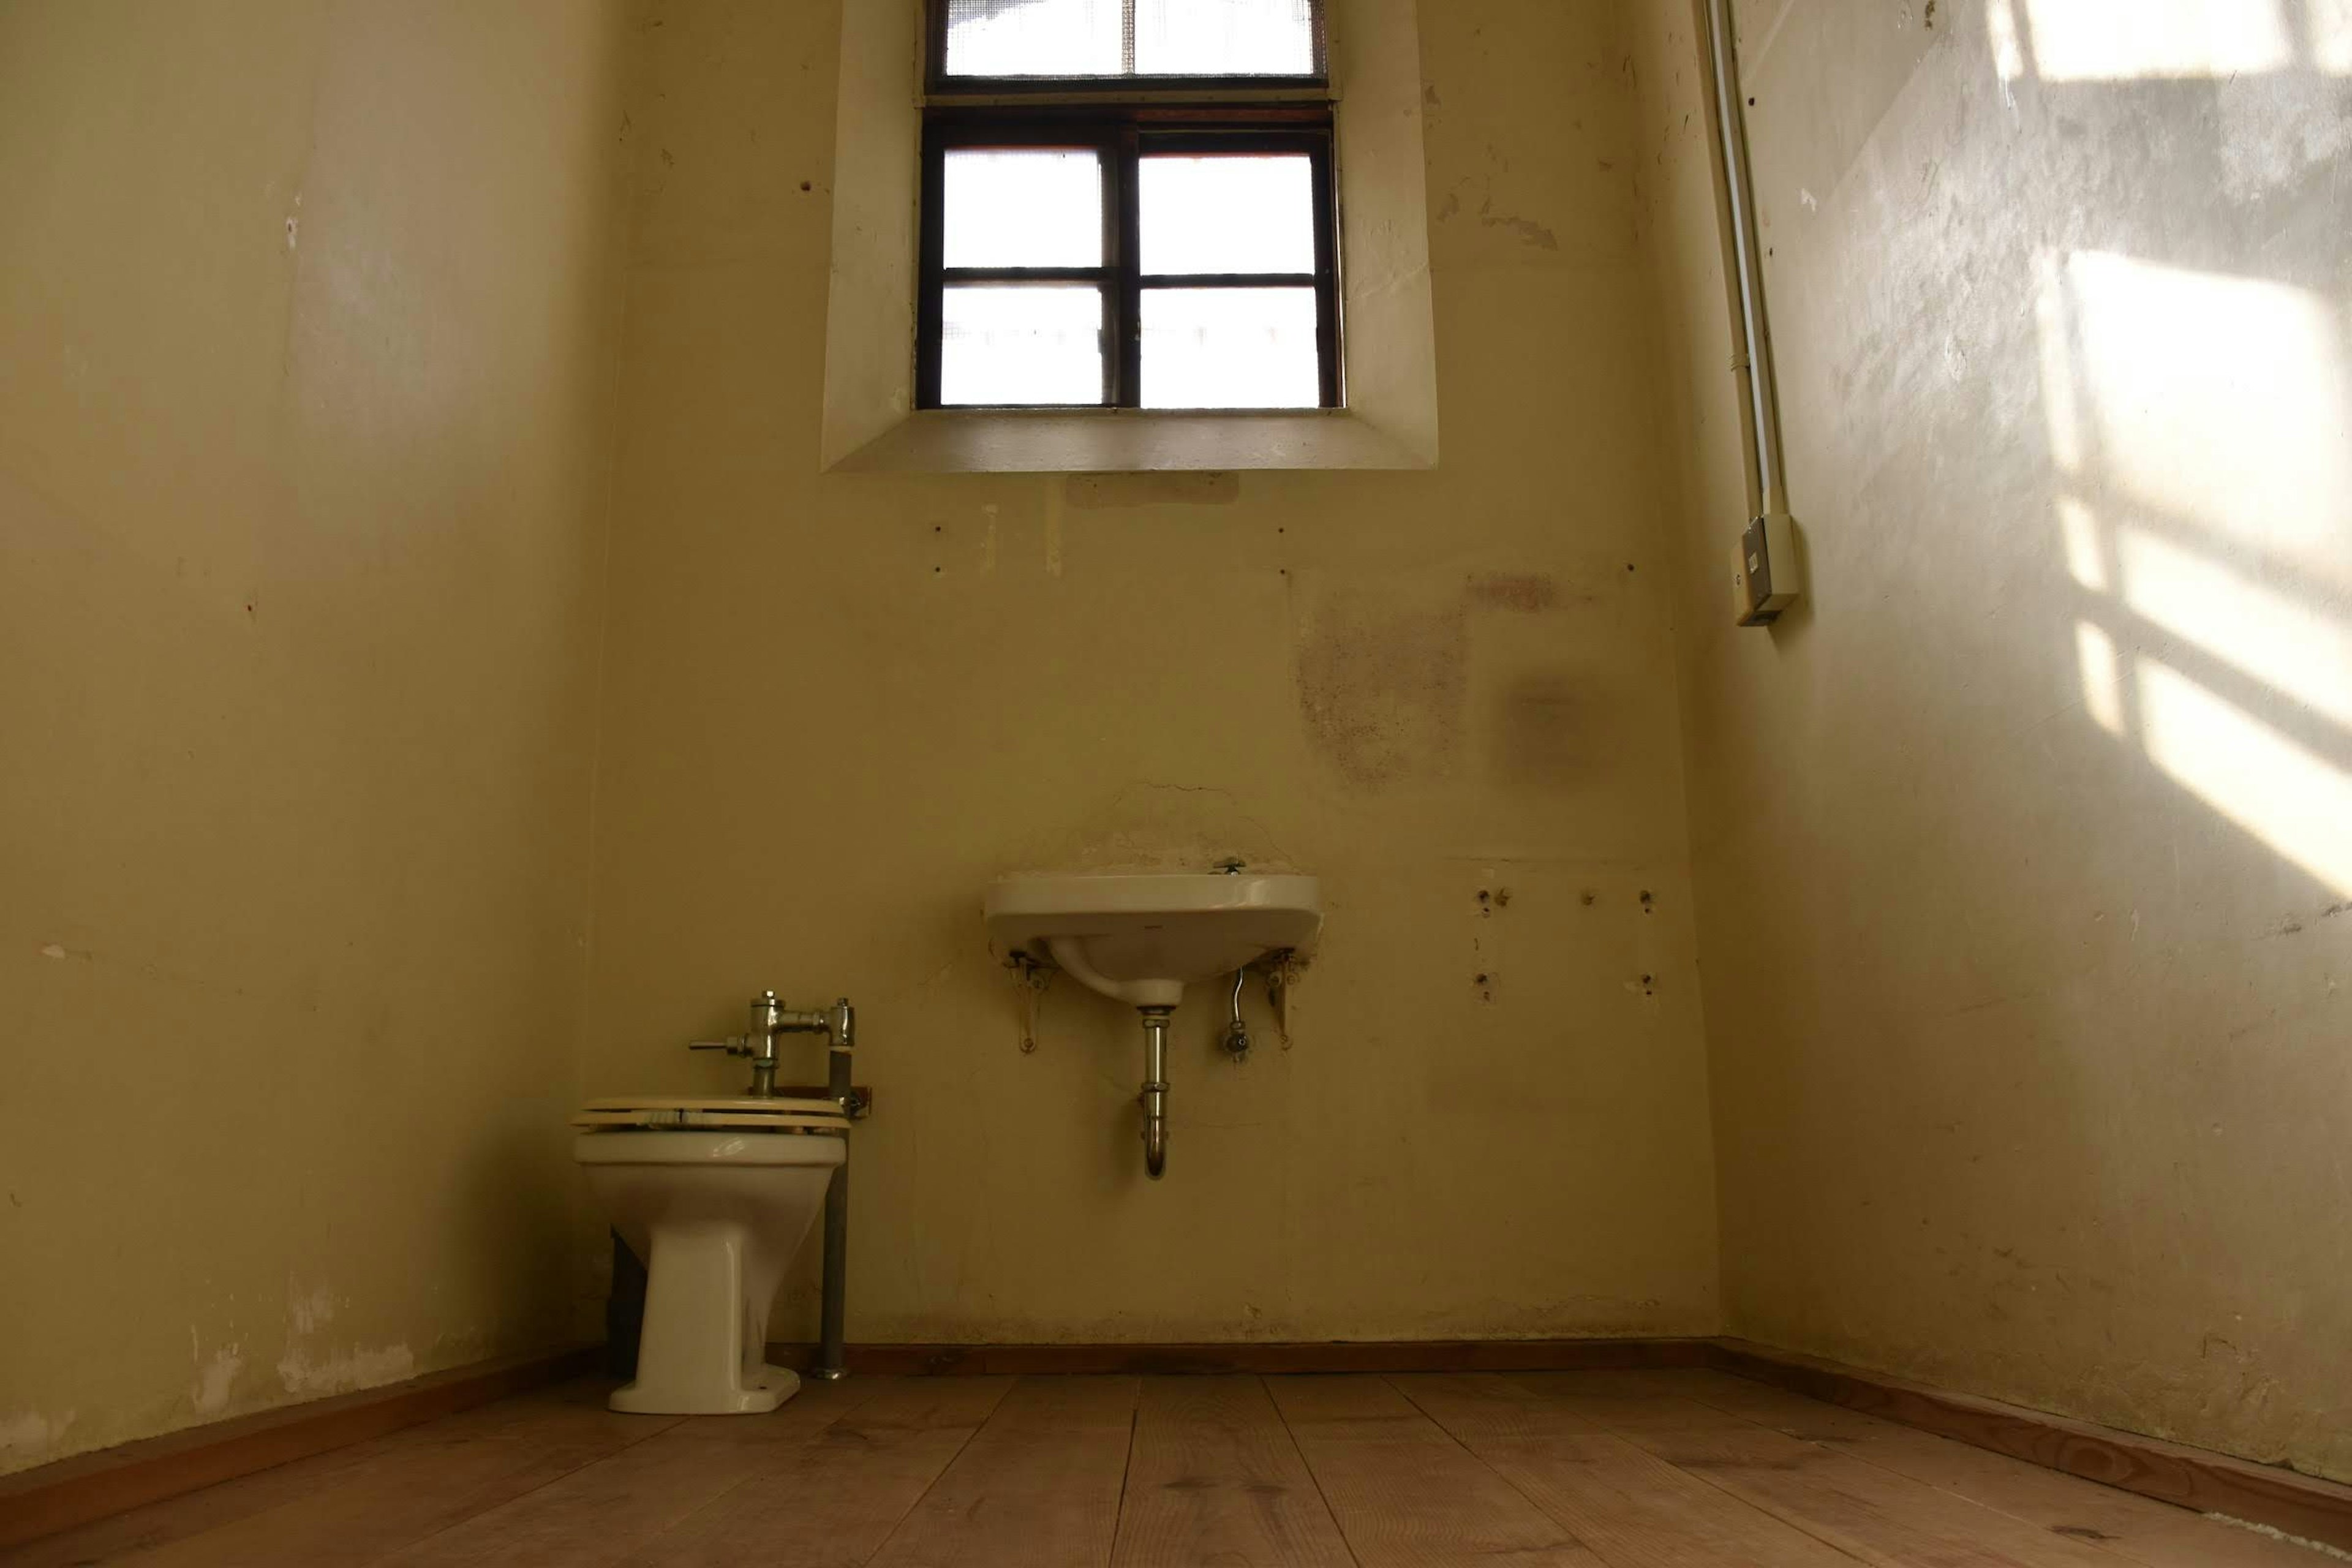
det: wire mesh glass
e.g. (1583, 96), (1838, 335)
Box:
(942, 0), (1321, 78)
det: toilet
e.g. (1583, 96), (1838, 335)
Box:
(573, 1096), (848, 1415)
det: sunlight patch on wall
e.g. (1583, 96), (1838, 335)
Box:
(2075, 620), (2126, 734)
(2018, 0), (2295, 81)
(2057, 497), (2106, 588)
(2310, 0), (2352, 72)
(1988, 0), (2029, 81)
(2116, 526), (2352, 728)
(2138, 659), (2352, 894)
(2033, 251), (2085, 472)
(2064, 250), (2350, 570)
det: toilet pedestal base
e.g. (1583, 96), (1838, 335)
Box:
(609, 1362), (800, 1415)
(607, 1223), (801, 1415)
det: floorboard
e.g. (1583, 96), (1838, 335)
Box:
(1392, 1372), (1868, 1568)
(1668, 1370), (2329, 1568)
(864, 1375), (1136, 1568)
(6, 1368), (2321, 1568)
(1, 1384), (675, 1568)
(371, 1376), (880, 1567)
(1267, 1373), (1606, 1567)
(1110, 1376), (1354, 1568)
(1510, 1373), (2158, 1568)
(620, 1377), (1016, 1568)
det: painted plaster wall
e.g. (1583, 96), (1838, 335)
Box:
(576, 0), (1721, 1347)
(0, 1), (630, 1473)
(1627, 0), (2352, 1480)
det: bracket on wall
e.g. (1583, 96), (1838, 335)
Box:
(1261, 949), (1304, 1048)
(1007, 952), (1053, 1054)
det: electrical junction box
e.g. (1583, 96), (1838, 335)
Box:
(1732, 513), (1801, 625)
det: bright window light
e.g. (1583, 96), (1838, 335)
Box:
(2075, 620), (2126, 734)
(944, 150), (1103, 269)
(940, 285), (1104, 405)
(2138, 659), (2352, 895)
(2117, 525), (2352, 729)
(1141, 156), (1317, 276)
(2063, 250), (2350, 571)
(1141, 287), (1320, 408)
(1135, 0), (1317, 75)
(942, 0), (1121, 77)
(2020, 0), (2293, 81)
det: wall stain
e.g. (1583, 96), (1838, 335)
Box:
(1293, 594), (1467, 790)
(1466, 571), (1560, 612)
(1479, 197), (1560, 251)
(1491, 669), (1585, 788)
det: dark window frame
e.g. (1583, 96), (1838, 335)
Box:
(916, 107), (1341, 410)
(927, 0), (1329, 96)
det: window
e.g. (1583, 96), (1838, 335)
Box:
(917, 2), (1339, 412)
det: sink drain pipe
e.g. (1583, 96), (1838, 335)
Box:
(1139, 1008), (1170, 1179)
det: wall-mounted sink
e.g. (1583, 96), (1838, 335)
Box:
(984, 869), (1322, 1182)
(984, 870), (1321, 1009)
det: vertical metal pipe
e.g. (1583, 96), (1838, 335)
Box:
(1701, 0), (1789, 519)
(813, 999), (854, 1381)
(1139, 1008), (1169, 1180)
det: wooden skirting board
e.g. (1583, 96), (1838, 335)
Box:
(0, 1343), (600, 1551)
(1708, 1338), (2352, 1555)
(764, 1337), (1715, 1376)
(7, 1334), (2350, 1555)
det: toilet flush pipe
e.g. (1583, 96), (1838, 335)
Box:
(1700, 0), (1789, 521)
(814, 997), (854, 1382)
(1139, 1008), (1169, 1180)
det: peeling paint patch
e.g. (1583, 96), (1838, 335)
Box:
(38, 943), (66, 959)
(0, 1408), (76, 1470)
(2205, 1514), (2352, 1562)
(276, 1341), (415, 1397)
(1477, 198), (1559, 251)
(289, 1281), (338, 1335)
(191, 1344), (244, 1417)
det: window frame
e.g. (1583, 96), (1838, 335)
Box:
(916, 107), (1341, 412)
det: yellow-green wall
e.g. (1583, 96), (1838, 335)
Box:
(1629, 0), (2352, 1483)
(0, 0), (629, 1472)
(576, 0), (1722, 1347)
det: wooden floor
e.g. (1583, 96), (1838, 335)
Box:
(5, 1368), (2327, 1567)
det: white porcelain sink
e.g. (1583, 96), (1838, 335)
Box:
(985, 871), (1322, 1009)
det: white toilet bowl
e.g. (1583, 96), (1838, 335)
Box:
(573, 1097), (848, 1415)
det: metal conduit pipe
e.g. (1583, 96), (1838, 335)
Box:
(1139, 1008), (1170, 1180)
(1700, 0), (1789, 520)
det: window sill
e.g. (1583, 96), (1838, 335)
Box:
(830, 407), (1433, 473)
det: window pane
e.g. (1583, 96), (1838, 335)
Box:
(1136, 0), (1317, 75)
(1140, 156), (1315, 276)
(945, 149), (1102, 268)
(943, 0), (1121, 77)
(941, 285), (1104, 405)
(1141, 287), (1320, 409)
